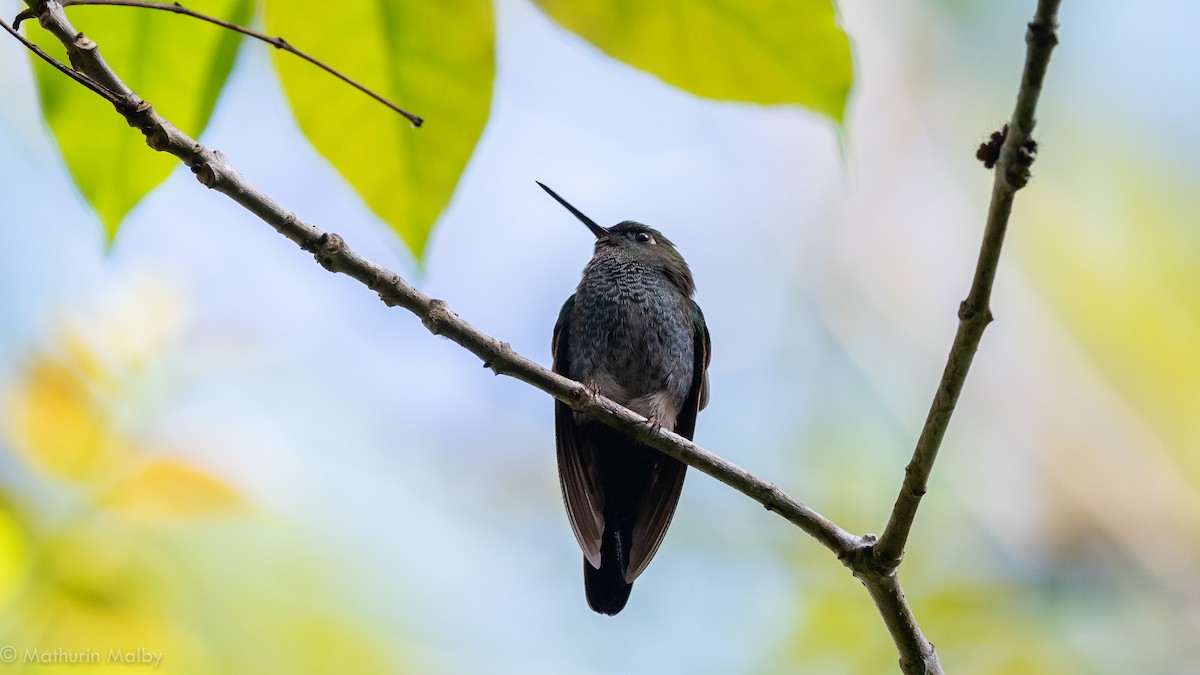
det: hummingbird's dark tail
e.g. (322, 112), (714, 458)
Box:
(584, 523), (633, 615)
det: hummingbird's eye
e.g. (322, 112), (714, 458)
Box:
(634, 232), (654, 244)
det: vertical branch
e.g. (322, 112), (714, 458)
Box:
(875, 0), (1063, 566)
(861, 572), (943, 675)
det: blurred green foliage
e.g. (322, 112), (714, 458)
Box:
(0, 283), (399, 674)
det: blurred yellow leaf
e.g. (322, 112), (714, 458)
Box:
(100, 460), (245, 520)
(2, 279), (187, 486)
(16, 595), (185, 675)
(0, 500), (30, 610)
(3, 357), (125, 483)
(4, 520), (194, 675)
(0, 281), (396, 673)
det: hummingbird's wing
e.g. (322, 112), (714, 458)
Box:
(553, 294), (604, 569)
(626, 302), (711, 581)
(681, 302), (712, 424)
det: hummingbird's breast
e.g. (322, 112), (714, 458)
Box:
(570, 257), (695, 426)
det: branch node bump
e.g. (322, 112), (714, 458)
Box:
(1006, 167), (1029, 190)
(72, 32), (96, 51)
(956, 299), (990, 323)
(839, 534), (890, 573)
(121, 96), (151, 126)
(1005, 136), (1039, 189)
(976, 125), (1007, 169)
(315, 232), (346, 271)
(485, 342), (511, 375)
(872, 548), (904, 573)
(194, 161), (218, 188)
(976, 124), (1039, 177)
(1027, 18), (1059, 49)
(145, 122), (169, 151)
(374, 273), (401, 306)
(421, 299), (451, 335)
(1018, 137), (1039, 165)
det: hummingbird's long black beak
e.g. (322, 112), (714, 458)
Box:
(537, 181), (609, 239)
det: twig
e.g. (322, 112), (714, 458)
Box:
(9, 0), (856, 560)
(15, 0), (423, 126)
(860, 565), (943, 675)
(875, 0), (1063, 568)
(1, 11), (124, 106)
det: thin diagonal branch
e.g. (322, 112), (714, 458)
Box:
(875, 0), (1063, 567)
(15, 0), (423, 126)
(1, 10), (123, 106)
(860, 566), (943, 675)
(8, 0), (857, 560)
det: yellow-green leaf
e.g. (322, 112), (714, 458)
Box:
(533, 0), (853, 122)
(100, 459), (246, 519)
(26, 0), (253, 245)
(0, 499), (30, 609)
(3, 356), (126, 483)
(265, 0), (494, 261)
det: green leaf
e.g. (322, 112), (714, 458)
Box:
(533, 0), (853, 122)
(28, 0), (253, 245)
(265, 0), (495, 261)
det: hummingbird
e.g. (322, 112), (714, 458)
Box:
(540, 182), (711, 615)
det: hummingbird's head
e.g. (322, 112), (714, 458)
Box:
(537, 182), (695, 296)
